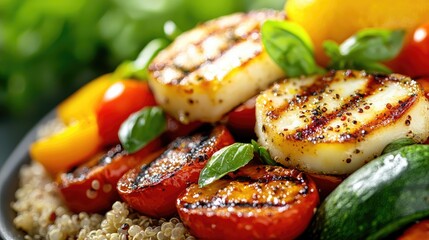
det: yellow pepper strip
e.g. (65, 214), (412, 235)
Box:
(57, 74), (113, 124)
(30, 115), (101, 176)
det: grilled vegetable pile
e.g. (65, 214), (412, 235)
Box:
(24, 1), (429, 239)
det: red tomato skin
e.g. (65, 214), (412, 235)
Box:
(117, 126), (235, 218)
(102, 138), (162, 184)
(57, 138), (161, 213)
(389, 21), (429, 78)
(398, 220), (429, 240)
(308, 172), (345, 200)
(96, 80), (157, 146)
(161, 116), (203, 144)
(118, 162), (204, 217)
(58, 166), (118, 213)
(177, 166), (320, 240)
(226, 96), (257, 140)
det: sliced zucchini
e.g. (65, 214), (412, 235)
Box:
(310, 144), (429, 240)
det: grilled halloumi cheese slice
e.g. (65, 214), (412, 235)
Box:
(148, 11), (284, 123)
(256, 70), (429, 175)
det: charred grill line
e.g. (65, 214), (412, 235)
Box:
(99, 144), (125, 166)
(151, 28), (262, 85)
(183, 182), (308, 210)
(275, 74), (391, 142)
(267, 77), (330, 121)
(66, 144), (125, 180)
(293, 93), (366, 141)
(346, 95), (417, 141)
(131, 133), (213, 189)
(183, 201), (293, 210)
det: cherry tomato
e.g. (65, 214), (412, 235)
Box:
(308, 173), (345, 200)
(177, 165), (320, 240)
(226, 96), (257, 140)
(390, 21), (429, 78)
(161, 116), (203, 144)
(398, 220), (429, 240)
(57, 138), (161, 213)
(96, 80), (157, 145)
(117, 125), (235, 218)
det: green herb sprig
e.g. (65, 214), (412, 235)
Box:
(261, 20), (324, 77)
(113, 38), (169, 80)
(198, 141), (276, 187)
(323, 29), (405, 73)
(119, 106), (167, 153)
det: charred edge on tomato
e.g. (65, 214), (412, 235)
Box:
(233, 175), (306, 185)
(130, 132), (214, 190)
(238, 166), (308, 183)
(182, 182), (309, 210)
(64, 144), (126, 181)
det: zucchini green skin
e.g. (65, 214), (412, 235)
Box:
(310, 144), (429, 240)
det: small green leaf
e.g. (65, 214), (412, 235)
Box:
(382, 138), (417, 155)
(323, 40), (341, 61)
(323, 28), (405, 73)
(119, 106), (167, 153)
(113, 38), (169, 80)
(340, 29), (405, 62)
(251, 140), (277, 166)
(198, 143), (254, 187)
(164, 20), (182, 41)
(262, 20), (324, 77)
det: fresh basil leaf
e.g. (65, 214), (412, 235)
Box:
(340, 29), (405, 62)
(323, 40), (341, 61)
(113, 38), (169, 80)
(119, 106), (167, 153)
(262, 20), (324, 77)
(381, 138), (417, 155)
(324, 29), (405, 73)
(164, 20), (182, 41)
(251, 140), (277, 166)
(198, 143), (254, 187)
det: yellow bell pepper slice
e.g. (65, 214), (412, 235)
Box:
(30, 115), (101, 176)
(57, 74), (113, 124)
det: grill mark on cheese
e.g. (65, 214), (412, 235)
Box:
(256, 70), (429, 174)
(265, 71), (419, 143)
(152, 30), (262, 86)
(149, 11), (283, 86)
(267, 76), (333, 121)
(345, 95), (417, 142)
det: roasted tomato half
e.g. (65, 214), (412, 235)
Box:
(177, 165), (320, 240)
(57, 138), (161, 213)
(117, 125), (235, 218)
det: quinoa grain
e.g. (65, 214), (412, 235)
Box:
(12, 162), (194, 240)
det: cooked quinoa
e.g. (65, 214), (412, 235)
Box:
(12, 162), (195, 240)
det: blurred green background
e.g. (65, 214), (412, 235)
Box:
(0, 0), (284, 164)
